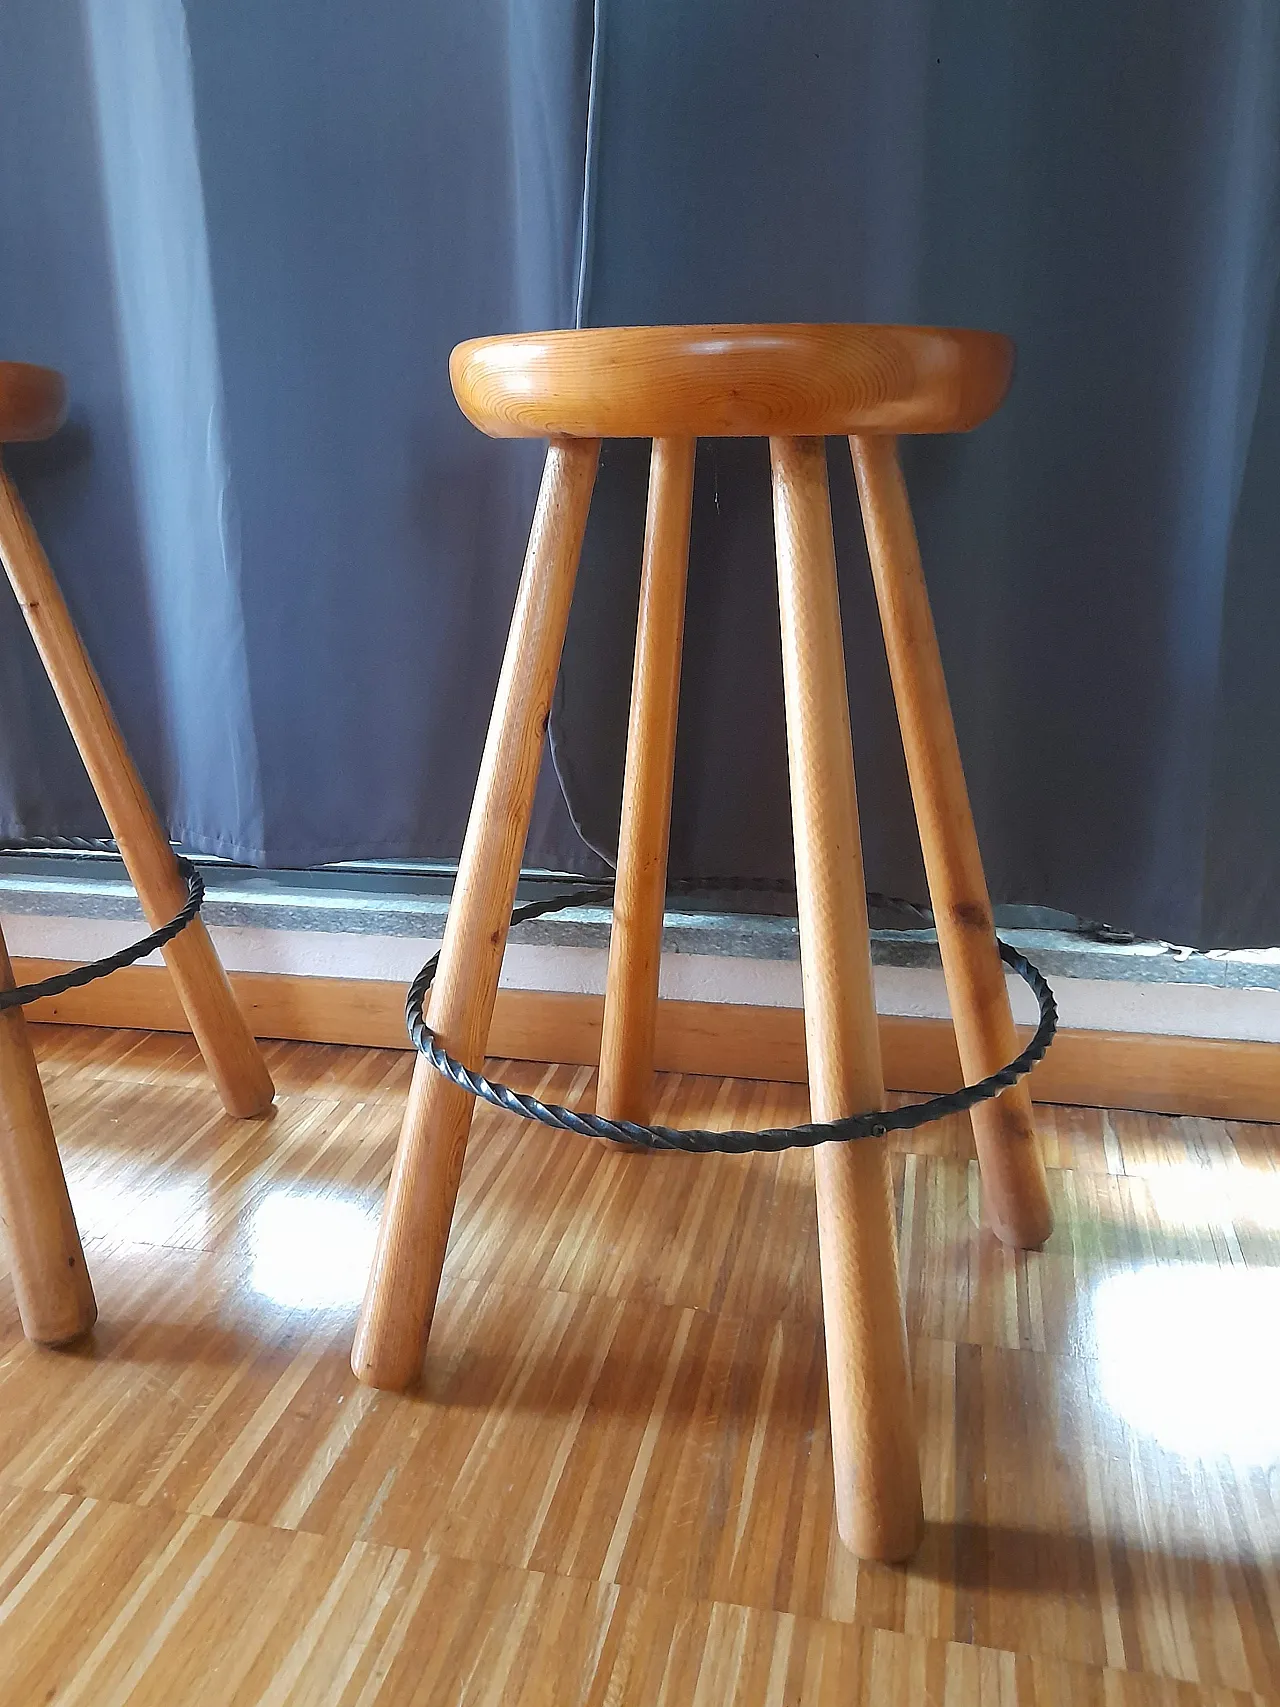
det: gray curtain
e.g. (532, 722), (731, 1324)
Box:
(0, 0), (598, 872)
(3, 0), (1280, 946)
(554, 0), (1280, 948)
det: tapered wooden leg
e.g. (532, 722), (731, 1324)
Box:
(0, 922), (96, 1345)
(597, 437), (695, 1124)
(850, 434), (1053, 1249)
(353, 438), (601, 1390)
(771, 435), (923, 1562)
(0, 460), (273, 1119)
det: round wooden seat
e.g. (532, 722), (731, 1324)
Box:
(450, 322), (1013, 440)
(0, 363), (67, 444)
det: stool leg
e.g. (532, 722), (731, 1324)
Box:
(353, 438), (601, 1390)
(771, 435), (923, 1562)
(0, 460), (273, 1119)
(0, 922), (96, 1345)
(849, 434), (1053, 1249)
(597, 436), (695, 1124)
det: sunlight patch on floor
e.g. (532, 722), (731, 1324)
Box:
(1092, 1262), (1280, 1465)
(249, 1186), (379, 1311)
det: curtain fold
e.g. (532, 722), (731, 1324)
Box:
(552, 0), (1280, 947)
(0, 0), (598, 871)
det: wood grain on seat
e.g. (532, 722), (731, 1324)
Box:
(0, 362), (66, 443)
(451, 323), (1013, 440)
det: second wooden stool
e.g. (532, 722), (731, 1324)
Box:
(0, 362), (275, 1350)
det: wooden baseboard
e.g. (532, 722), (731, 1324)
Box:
(13, 958), (1280, 1124)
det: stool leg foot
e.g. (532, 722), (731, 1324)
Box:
(0, 925), (96, 1346)
(771, 435), (923, 1562)
(352, 1054), (479, 1390)
(598, 436), (695, 1126)
(0, 461), (274, 1119)
(353, 438), (600, 1390)
(850, 434), (1053, 1249)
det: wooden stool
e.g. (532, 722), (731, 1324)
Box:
(0, 362), (275, 1343)
(352, 325), (1054, 1562)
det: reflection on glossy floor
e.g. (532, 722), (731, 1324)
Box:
(0, 1027), (1278, 1705)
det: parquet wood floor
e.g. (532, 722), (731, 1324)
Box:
(0, 1025), (1276, 1703)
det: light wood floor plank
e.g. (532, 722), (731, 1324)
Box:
(0, 1488), (1268, 1706)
